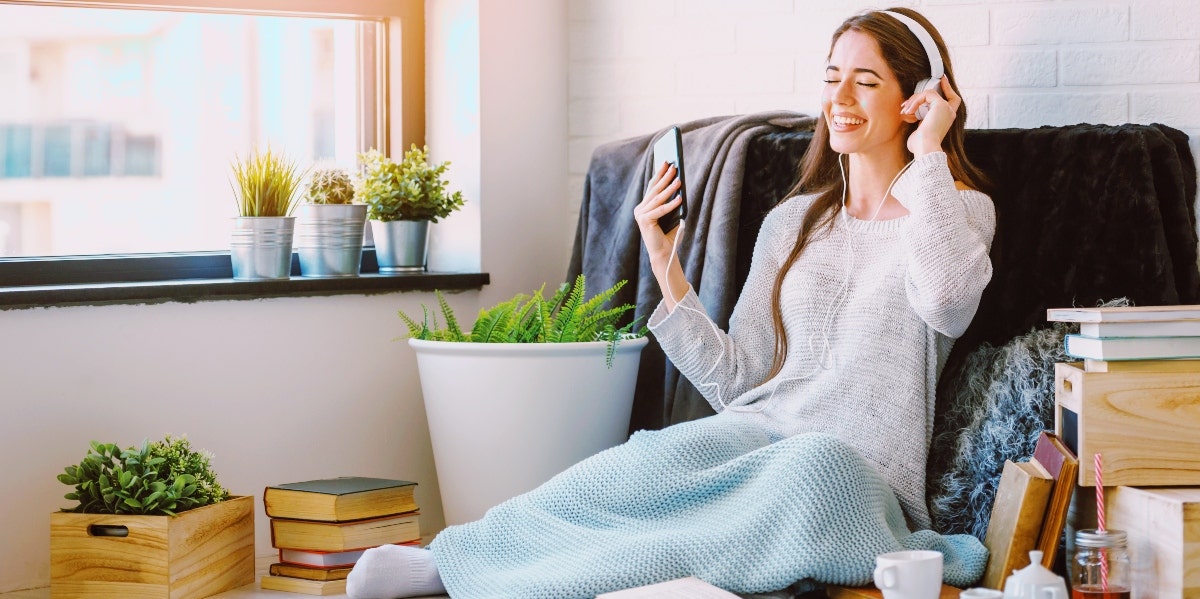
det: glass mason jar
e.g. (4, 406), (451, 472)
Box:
(1071, 529), (1131, 599)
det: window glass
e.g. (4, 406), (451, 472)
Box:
(0, 5), (367, 257)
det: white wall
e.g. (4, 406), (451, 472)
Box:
(565, 0), (1200, 227)
(0, 294), (455, 590)
(0, 0), (569, 591)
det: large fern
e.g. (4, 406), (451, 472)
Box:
(395, 275), (645, 367)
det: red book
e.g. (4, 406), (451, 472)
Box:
(1031, 431), (1079, 568)
(279, 541), (421, 568)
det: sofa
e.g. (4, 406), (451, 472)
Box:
(568, 115), (1199, 550)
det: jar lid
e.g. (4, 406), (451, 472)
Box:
(1075, 529), (1127, 548)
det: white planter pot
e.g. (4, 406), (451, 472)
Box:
(410, 337), (649, 525)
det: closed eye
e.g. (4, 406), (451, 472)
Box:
(823, 80), (880, 88)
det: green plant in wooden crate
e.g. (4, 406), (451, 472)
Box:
(398, 275), (646, 366)
(358, 145), (465, 222)
(230, 147), (303, 217)
(305, 166), (356, 205)
(58, 435), (230, 515)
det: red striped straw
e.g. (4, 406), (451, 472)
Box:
(1095, 452), (1108, 591)
(1095, 452), (1105, 532)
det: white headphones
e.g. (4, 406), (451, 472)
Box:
(880, 10), (944, 120)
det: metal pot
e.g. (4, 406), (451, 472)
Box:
(371, 219), (429, 273)
(230, 216), (295, 281)
(295, 203), (367, 278)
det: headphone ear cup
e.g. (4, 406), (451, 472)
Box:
(912, 78), (941, 120)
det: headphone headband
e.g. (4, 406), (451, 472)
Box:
(880, 10), (944, 81)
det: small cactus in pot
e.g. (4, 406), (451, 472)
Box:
(305, 167), (356, 205)
(296, 165), (368, 277)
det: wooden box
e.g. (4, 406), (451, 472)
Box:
(50, 495), (255, 599)
(1054, 362), (1200, 487)
(1107, 486), (1200, 599)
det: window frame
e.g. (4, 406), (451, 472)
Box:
(0, 0), (479, 308)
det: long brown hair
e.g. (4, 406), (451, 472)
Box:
(762, 7), (989, 383)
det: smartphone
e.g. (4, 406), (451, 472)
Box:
(652, 126), (687, 234)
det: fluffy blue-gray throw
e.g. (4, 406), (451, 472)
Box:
(430, 415), (987, 598)
(929, 298), (1134, 537)
(927, 317), (1085, 538)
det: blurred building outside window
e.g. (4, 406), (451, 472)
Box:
(0, 4), (368, 257)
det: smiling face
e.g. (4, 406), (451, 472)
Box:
(822, 29), (913, 161)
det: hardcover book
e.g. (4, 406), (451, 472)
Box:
(981, 460), (1053, 589)
(1047, 304), (1200, 323)
(1079, 320), (1200, 338)
(264, 476), (418, 522)
(260, 573), (347, 596)
(1083, 358), (1200, 373)
(278, 541), (422, 568)
(271, 511), (420, 552)
(1030, 431), (1078, 568)
(279, 547), (369, 568)
(1065, 334), (1200, 361)
(268, 562), (352, 581)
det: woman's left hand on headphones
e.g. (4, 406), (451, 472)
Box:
(902, 75), (960, 156)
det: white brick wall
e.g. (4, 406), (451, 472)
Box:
(566, 0), (1200, 225)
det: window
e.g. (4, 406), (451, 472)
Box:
(0, 3), (378, 257)
(0, 0), (474, 306)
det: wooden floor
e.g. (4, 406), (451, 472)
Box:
(0, 555), (450, 599)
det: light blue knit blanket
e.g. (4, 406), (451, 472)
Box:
(429, 416), (987, 598)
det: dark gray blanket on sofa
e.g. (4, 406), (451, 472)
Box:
(568, 111), (816, 428)
(567, 118), (1199, 536)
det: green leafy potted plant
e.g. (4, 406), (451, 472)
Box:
(229, 147), (303, 280)
(357, 145), (465, 272)
(295, 166), (367, 278)
(399, 275), (648, 525)
(50, 435), (254, 598)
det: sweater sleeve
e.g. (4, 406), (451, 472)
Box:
(647, 202), (796, 412)
(890, 151), (996, 338)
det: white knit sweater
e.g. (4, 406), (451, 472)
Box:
(647, 151), (996, 530)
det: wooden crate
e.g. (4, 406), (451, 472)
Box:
(50, 495), (254, 599)
(1107, 486), (1200, 599)
(1054, 363), (1200, 487)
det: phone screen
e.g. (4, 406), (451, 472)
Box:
(651, 126), (687, 234)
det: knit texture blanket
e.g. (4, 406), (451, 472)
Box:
(429, 416), (987, 598)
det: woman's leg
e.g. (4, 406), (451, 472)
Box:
(346, 544), (446, 599)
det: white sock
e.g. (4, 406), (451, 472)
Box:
(346, 544), (446, 599)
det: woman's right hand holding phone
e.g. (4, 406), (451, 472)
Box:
(634, 161), (689, 310)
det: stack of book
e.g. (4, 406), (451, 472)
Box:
(1049, 304), (1200, 366)
(260, 476), (420, 595)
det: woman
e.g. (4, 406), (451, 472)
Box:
(348, 8), (995, 598)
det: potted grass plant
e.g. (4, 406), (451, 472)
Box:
(50, 435), (254, 598)
(295, 166), (367, 278)
(229, 147), (303, 280)
(357, 145), (465, 272)
(400, 275), (648, 524)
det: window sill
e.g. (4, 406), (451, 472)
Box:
(0, 251), (489, 310)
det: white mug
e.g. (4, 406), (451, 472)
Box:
(874, 550), (944, 599)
